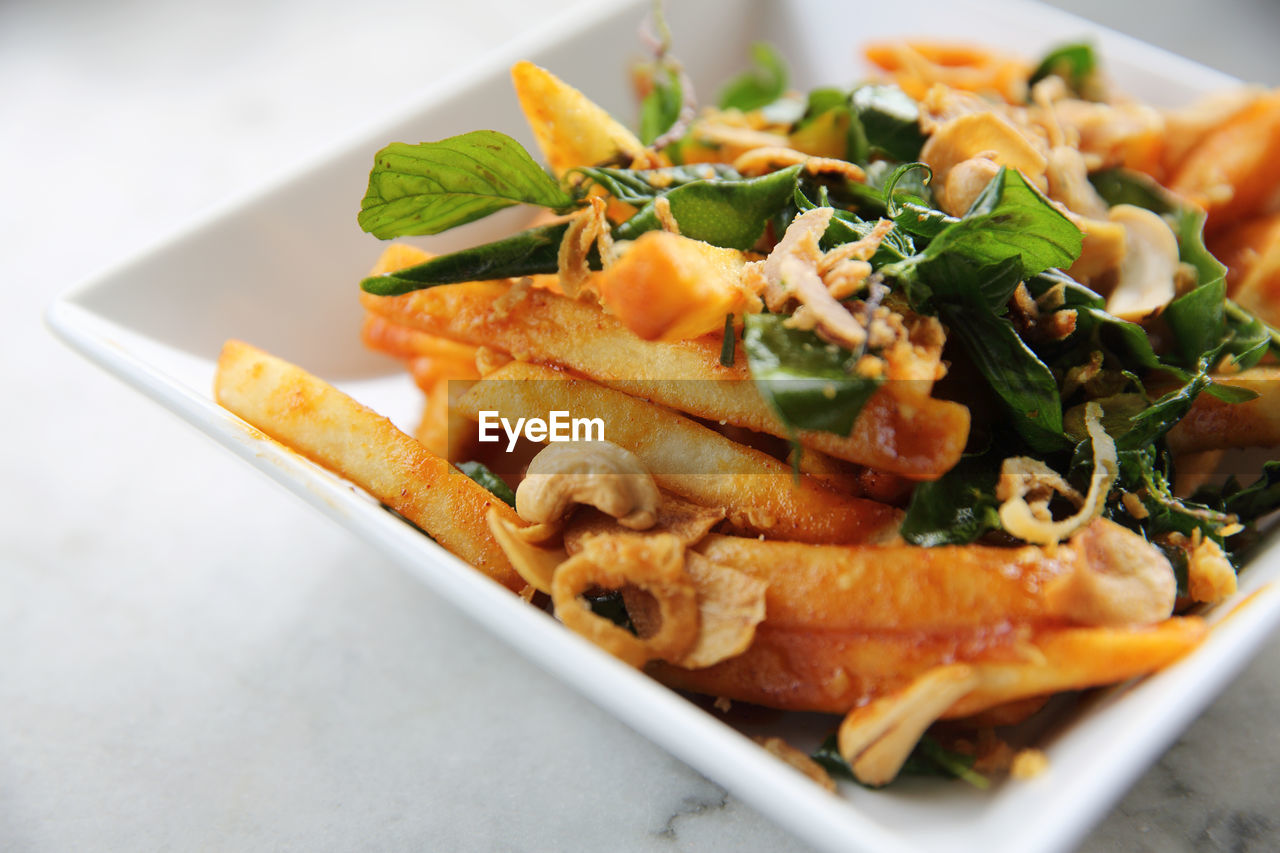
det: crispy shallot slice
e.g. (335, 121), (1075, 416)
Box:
(552, 534), (699, 667)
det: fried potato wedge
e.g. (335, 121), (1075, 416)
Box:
(693, 517), (1175, 633)
(511, 60), (646, 178)
(1166, 366), (1280, 453)
(652, 617), (1205, 716)
(456, 361), (903, 545)
(362, 282), (969, 479)
(214, 339), (525, 591)
(1213, 212), (1280, 327)
(1169, 90), (1280, 232)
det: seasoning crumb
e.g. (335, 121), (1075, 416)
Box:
(1011, 748), (1050, 780)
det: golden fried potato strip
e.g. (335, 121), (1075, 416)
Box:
(456, 361), (904, 544)
(1166, 366), (1280, 453)
(213, 340), (525, 592)
(651, 617), (1205, 716)
(361, 282), (969, 480)
(511, 60), (648, 178)
(693, 518), (1172, 633)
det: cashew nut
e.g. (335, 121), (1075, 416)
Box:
(921, 111), (1048, 215)
(515, 440), (660, 529)
(1104, 204), (1180, 321)
(942, 155), (1002, 217)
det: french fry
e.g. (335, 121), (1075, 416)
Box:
(367, 242), (431, 275)
(214, 339), (526, 591)
(362, 313), (480, 364)
(692, 515), (1177, 633)
(694, 533), (1065, 632)
(594, 231), (756, 342)
(1169, 90), (1280, 233)
(362, 282), (970, 480)
(1166, 366), (1280, 453)
(511, 60), (648, 178)
(652, 617), (1205, 716)
(863, 41), (1030, 103)
(456, 361), (903, 545)
(1212, 213), (1280, 327)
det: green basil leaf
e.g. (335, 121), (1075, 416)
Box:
(616, 164), (802, 250)
(587, 590), (635, 631)
(811, 734), (855, 782)
(1026, 269), (1105, 308)
(799, 87), (848, 121)
(456, 461), (516, 507)
(639, 64), (684, 145)
(811, 733), (988, 789)
(1164, 275), (1226, 366)
(1088, 167), (1176, 214)
(851, 85), (927, 162)
(1221, 461), (1280, 523)
(924, 167), (1083, 277)
(893, 201), (958, 241)
(1029, 42), (1100, 100)
(939, 302), (1068, 452)
(742, 314), (883, 437)
(358, 131), (575, 239)
(1073, 307), (1165, 371)
(901, 453), (1003, 546)
(1118, 371), (1211, 451)
(1204, 382), (1260, 404)
(360, 221), (570, 295)
(1224, 299), (1280, 369)
(364, 165), (802, 292)
(919, 253), (1023, 314)
(574, 164), (741, 205)
(717, 42), (788, 112)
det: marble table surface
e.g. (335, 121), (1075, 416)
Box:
(4, 0), (1278, 850)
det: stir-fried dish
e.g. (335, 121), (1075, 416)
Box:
(214, 22), (1280, 788)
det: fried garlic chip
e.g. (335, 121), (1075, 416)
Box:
(838, 663), (981, 787)
(680, 552), (767, 669)
(486, 509), (566, 596)
(564, 491), (725, 554)
(752, 737), (837, 793)
(552, 534), (699, 668)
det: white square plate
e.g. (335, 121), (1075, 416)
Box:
(47, 1), (1280, 851)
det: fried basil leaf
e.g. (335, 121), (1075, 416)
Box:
(456, 461), (517, 508)
(1029, 42), (1101, 100)
(616, 164), (803, 250)
(901, 453), (1003, 546)
(358, 131), (575, 238)
(742, 314), (882, 437)
(851, 85), (927, 162)
(717, 42), (788, 111)
(923, 167), (1083, 277)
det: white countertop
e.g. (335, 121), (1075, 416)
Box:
(5, 1), (1279, 850)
